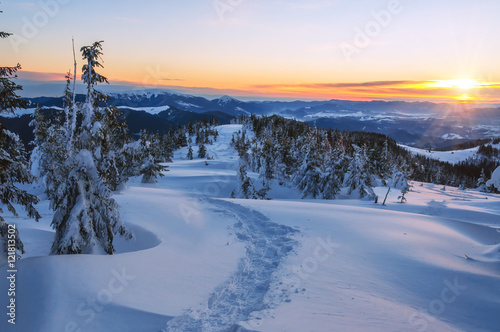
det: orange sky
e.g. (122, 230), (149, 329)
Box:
(4, 1), (500, 103)
(16, 70), (500, 103)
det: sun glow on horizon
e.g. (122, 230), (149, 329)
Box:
(15, 70), (500, 103)
(427, 79), (481, 90)
(456, 94), (474, 102)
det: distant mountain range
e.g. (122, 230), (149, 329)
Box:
(2, 90), (500, 150)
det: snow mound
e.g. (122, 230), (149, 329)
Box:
(3, 125), (500, 332)
(486, 166), (500, 191)
(113, 223), (162, 254)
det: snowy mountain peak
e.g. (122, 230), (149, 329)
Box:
(216, 95), (240, 105)
(108, 89), (188, 100)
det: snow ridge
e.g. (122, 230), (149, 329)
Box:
(162, 199), (299, 332)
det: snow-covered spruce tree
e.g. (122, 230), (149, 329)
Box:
(486, 166), (500, 194)
(30, 105), (68, 199)
(50, 41), (132, 255)
(139, 131), (167, 184)
(147, 133), (165, 163)
(0, 19), (40, 259)
(187, 145), (194, 160)
(344, 144), (375, 199)
(231, 160), (256, 199)
(249, 135), (272, 199)
(175, 125), (188, 148)
(379, 139), (393, 186)
(393, 162), (412, 203)
(259, 134), (275, 181)
(297, 141), (324, 198)
(434, 166), (443, 185)
(0, 128), (42, 258)
(477, 168), (487, 192)
(274, 137), (296, 184)
(94, 104), (131, 191)
(254, 178), (270, 200)
(159, 133), (174, 163)
(118, 139), (145, 180)
(321, 147), (343, 200)
(141, 155), (165, 184)
(198, 142), (207, 159)
(29, 106), (50, 180)
(30, 74), (73, 198)
(231, 134), (256, 199)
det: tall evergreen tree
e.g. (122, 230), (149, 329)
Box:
(94, 104), (130, 191)
(477, 168), (487, 191)
(231, 161), (255, 199)
(30, 72), (73, 197)
(379, 139), (393, 186)
(0, 13), (40, 259)
(29, 105), (68, 200)
(50, 41), (132, 255)
(187, 145), (194, 160)
(298, 142), (324, 198)
(393, 163), (412, 203)
(322, 147), (343, 200)
(139, 131), (167, 184)
(344, 144), (375, 199)
(198, 143), (207, 159)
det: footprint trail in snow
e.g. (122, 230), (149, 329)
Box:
(161, 199), (299, 332)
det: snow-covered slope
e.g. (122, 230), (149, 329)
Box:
(116, 105), (170, 115)
(1, 125), (499, 332)
(402, 143), (500, 164)
(487, 166), (500, 191)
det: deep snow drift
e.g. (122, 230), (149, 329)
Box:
(1, 125), (499, 332)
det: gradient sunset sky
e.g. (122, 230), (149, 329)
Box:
(2, 0), (500, 102)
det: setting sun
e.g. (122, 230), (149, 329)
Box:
(456, 94), (474, 101)
(456, 79), (481, 90)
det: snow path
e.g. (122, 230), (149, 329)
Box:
(162, 199), (299, 332)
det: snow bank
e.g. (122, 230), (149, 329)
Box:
(486, 166), (500, 191)
(2, 125), (500, 332)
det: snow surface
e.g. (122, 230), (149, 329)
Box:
(402, 143), (500, 165)
(117, 106), (170, 115)
(304, 111), (365, 119)
(1, 106), (63, 118)
(486, 166), (500, 191)
(215, 95), (240, 106)
(1, 125), (500, 332)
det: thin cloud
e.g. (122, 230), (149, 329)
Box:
(17, 71), (67, 81)
(253, 81), (421, 89)
(161, 78), (185, 82)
